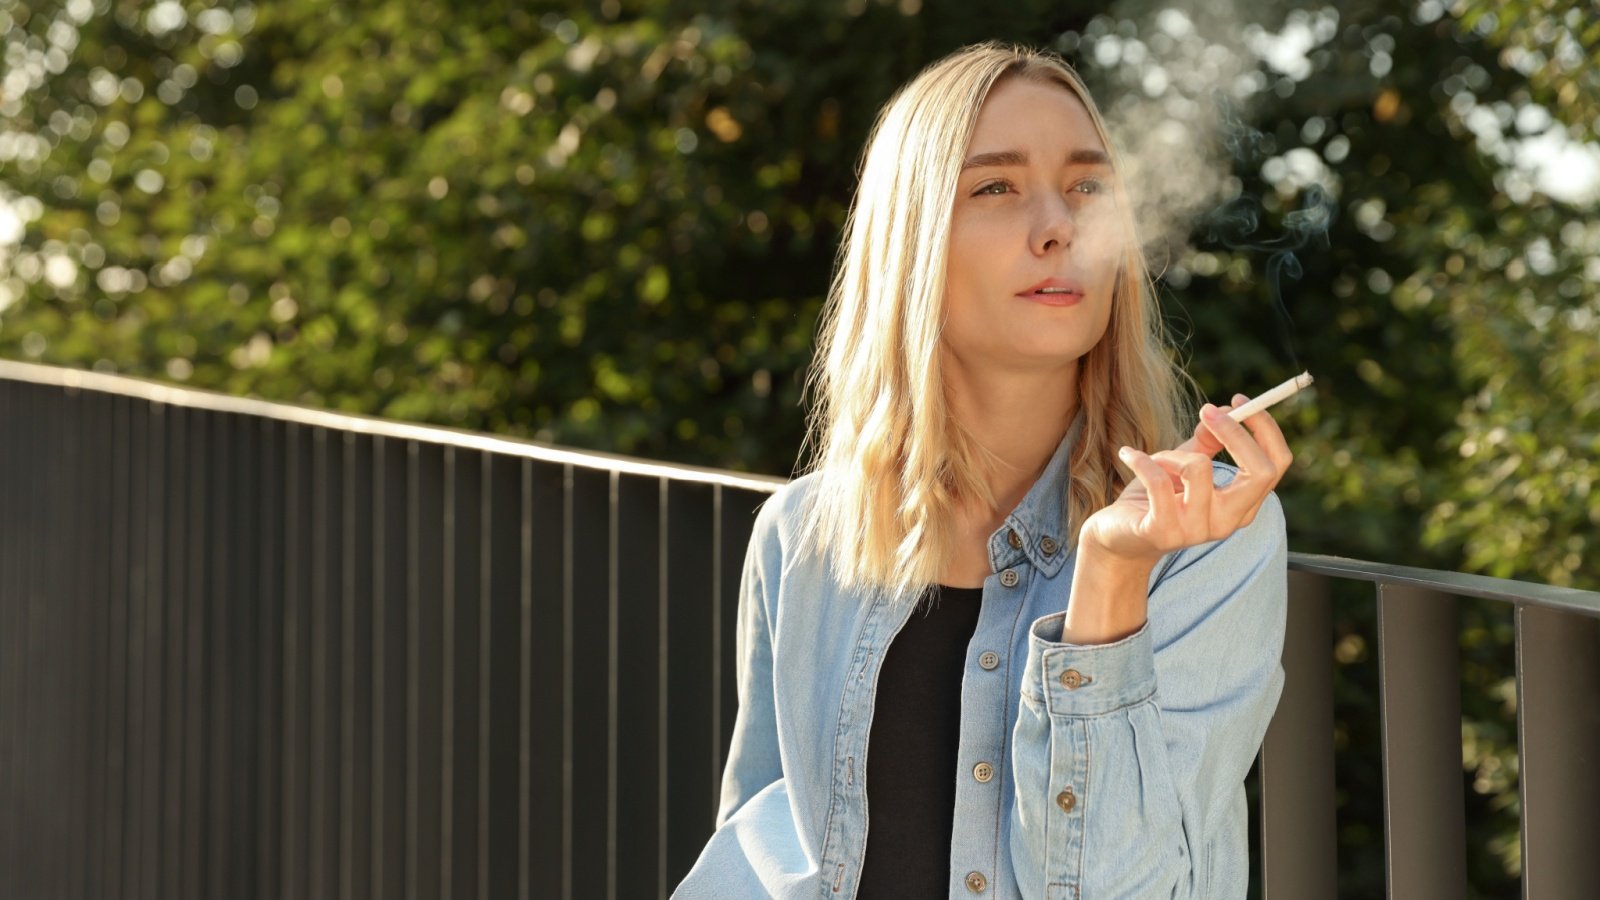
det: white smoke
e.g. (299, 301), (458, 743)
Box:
(1062, 1), (1343, 272)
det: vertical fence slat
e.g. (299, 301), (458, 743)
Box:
(83, 391), (113, 900)
(476, 454), (493, 900)
(160, 405), (186, 900)
(1516, 605), (1600, 898)
(0, 383), (12, 900)
(614, 473), (664, 900)
(663, 481), (717, 889)
(204, 411), (232, 900)
(527, 460), (565, 900)
(485, 453), (524, 896)
(1259, 570), (1337, 900)
(440, 445), (459, 900)
(180, 407), (208, 900)
(1377, 583), (1466, 899)
(309, 426), (343, 900)
(377, 437), (409, 897)
(257, 418), (284, 900)
(518, 459), (535, 900)
(344, 432), (375, 900)
(18, 386), (39, 897)
(447, 447), (484, 900)
(568, 465), (612, 900)
(1, 383), (19, 899)
(410, 442), (445, 900)
(282, 422), (310, 900)
(213, 413), (235, 898)
(6, 385), (30, 898)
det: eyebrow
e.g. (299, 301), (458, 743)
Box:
(960, 148), (1111, 171)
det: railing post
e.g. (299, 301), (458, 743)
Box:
(1259, 570), (1337, 900)
(1377, 584), (1466, 898)
(1515, 604), (1600, 899)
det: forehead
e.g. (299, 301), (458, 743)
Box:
(967, 77), (1105, 155)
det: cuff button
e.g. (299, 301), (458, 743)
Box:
(1059, 668), (1092, 690)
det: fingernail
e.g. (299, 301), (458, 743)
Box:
(1117, 446), (1133, 462)
(1232, 393), (1249, 405)
(1202, 404), (1222, 420)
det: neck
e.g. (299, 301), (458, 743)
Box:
(942, 349), (1081, 518)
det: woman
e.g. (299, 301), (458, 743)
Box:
(674, 41), (1293, 899)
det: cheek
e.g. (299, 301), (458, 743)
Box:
(948, 214), (1004, 259)
(945, 220), (991, 299)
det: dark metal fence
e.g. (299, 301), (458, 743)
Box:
(1, 360), (1596, 900)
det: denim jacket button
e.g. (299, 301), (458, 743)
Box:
(1040, 536), (1059, 555)
(999, 568), (1019, 588)
(1056, 786), (1077, 813)
(1059, 668), (1092, 690)
(1007, 528), (1023, 549)
(965, 871), (988, 893)
(978, 650), (1000, 670)
(973, 761), (994, 783)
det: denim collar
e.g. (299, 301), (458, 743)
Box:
(985, 409), (1085, 579)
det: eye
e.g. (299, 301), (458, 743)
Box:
(1072, 178), (1106, 196)
(972, 180), (1012, 196)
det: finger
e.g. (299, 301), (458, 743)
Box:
(1175, 403), (1227, 456)
(1202, 401), (1277, 480)
(1229, 392), (1295, 474)
(1119, 446), (1180, 528)
(1149, 449), (1215, 512)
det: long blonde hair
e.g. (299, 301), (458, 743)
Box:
(797, 41), (1194, 601)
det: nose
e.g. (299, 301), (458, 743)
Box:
(1031, 191), (1076, 255)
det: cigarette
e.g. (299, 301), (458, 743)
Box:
(1227, 371), (1314, 421)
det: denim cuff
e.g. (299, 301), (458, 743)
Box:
(1022, 614), (1157, 717)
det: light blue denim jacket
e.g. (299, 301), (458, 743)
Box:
(673, 417), (1288, 899)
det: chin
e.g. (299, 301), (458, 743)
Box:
(1005, 339), (1098, 367)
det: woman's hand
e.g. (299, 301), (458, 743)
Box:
(1078, 394), (1295, 566)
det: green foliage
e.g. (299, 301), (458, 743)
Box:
(2, 1), (1596, 897)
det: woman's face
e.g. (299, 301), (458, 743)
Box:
(943, 76), (1128, 375)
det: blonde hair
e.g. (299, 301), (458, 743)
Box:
(796, 41), (1196, 601)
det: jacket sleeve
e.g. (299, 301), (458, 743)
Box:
(672, 498), (815, 899)
(715, 501), (784, 827)
(1008, 489), (1288, 899)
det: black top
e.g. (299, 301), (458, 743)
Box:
(857, 583), (985, 899)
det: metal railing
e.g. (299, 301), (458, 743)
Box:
(1, 360), (1596, 900)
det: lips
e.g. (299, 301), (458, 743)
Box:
(1018, 277), (1086, 306)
